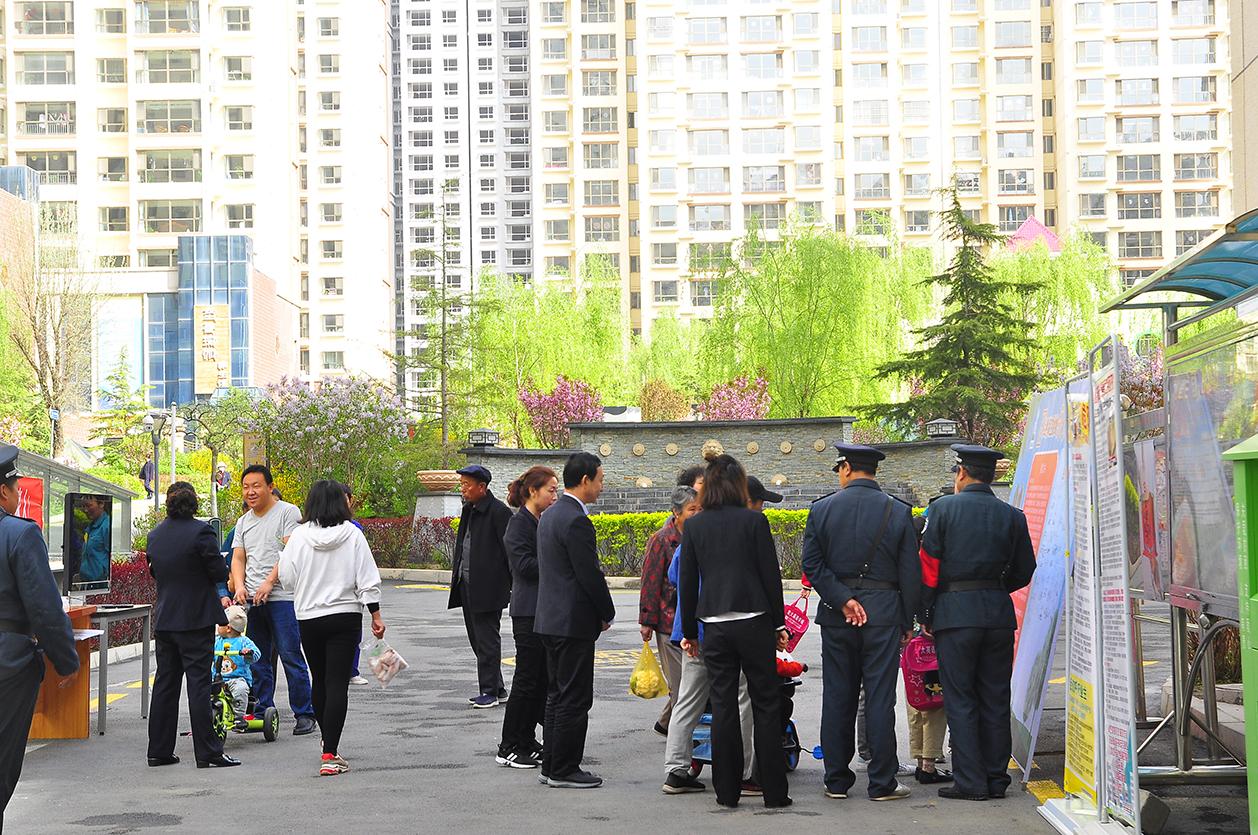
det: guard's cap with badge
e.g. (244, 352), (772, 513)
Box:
(832, 442), (886, 473)
(950, 443), (1005, 472)
(455, 464), (492, 484)
(747, 476), (783, 504)
(0, 444), (20, 481)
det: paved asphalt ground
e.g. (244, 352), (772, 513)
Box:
(7, 585), (1245, 833)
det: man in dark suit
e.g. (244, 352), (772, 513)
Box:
(448, 465), (514, 708)
(146, 481), (238, 768)
(535, 452), (616, 789)
(919, 444), (1035, 801)
(802, 443), (921, 802)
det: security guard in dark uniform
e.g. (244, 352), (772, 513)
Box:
(919, 444), (1035, 801)
(0, 445), (78, 826)
(802, 443), (921, 801)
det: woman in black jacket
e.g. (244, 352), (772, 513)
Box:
(495, 466), (558, 769)
(146, 482), (238, 769)
(679, 455), (790, 809)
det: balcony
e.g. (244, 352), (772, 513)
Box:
(38, 170), (75, 184)
(17, 119), (73, 135)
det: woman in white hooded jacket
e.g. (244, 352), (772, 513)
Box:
(279, 480), (385, 776)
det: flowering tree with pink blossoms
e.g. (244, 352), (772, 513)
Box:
(0, 414), (24, 446)
(698, 375), (771, 421)
(519, 376), (603, 448)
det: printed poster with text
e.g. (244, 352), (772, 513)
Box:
(1063, 379), (1100, 805)
(1092, 354), (1140, 831)
(1008, 387), (1070, 777)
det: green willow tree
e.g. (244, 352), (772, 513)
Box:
(702, 222), (933, 418)
(870, 188), (1044, 448)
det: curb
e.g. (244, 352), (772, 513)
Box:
(89, 640), (148, 672)
(379, 568), (807, 592)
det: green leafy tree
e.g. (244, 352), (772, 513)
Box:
(702, 223), (933, 417)
(869, 188), (1044, 448)
(91, 348), (151, 473)
(628, 315), (708, 401)
(181, 389), (258, 517)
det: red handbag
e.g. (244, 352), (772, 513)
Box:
(783, 591), (811, 652)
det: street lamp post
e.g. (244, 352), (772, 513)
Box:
(143, 410), (168, 513)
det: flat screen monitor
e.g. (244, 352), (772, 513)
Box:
(63, 493), (113, 595)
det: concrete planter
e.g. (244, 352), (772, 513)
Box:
(417, 469), (460, 492)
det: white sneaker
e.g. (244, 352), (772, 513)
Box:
(898, 760), (916, 776)
(872, 783), (911, 801)
(349, 675), (369, 686)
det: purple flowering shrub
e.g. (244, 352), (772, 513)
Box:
(698, 375), (770, 421)
(519, 376), (603, 448)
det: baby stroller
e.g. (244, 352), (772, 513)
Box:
(210, 649), (280, 743)
(690, 676), (805, 774)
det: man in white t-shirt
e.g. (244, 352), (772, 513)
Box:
(230, 465), (315, 735)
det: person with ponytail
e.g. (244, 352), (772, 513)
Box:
(495, 466), (559, 769)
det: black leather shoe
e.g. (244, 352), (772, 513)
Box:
(293, 715), (317, 736)
(147, 755), (180, 767)
(988, 788), (1008, 799)
(938, 785), (987, 801)
(764, 796), (793, 809)
(915, 766), (954, 784)
(196, 754), (241, 768)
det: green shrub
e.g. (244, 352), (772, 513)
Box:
(84, 466), (143, 498)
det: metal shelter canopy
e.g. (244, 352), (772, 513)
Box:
(1101, 209), (1258, 331)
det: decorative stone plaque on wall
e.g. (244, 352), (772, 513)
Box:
(813, 439), (827, 452)
(780, 441), (793, 454)
(599, 443), (612, 456)
(746, 441), (760, 454)
(665, 443), (679, 456)
(632, 443), (646, 456)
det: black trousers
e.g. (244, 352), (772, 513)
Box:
(936, 627), (1015, 797)
(500, 617), (548, 752)
(0, 655), (44, 827)
(148, 628), (222, 763)
(540, 635), (595, 778)
(702, 616), (788, 806)
(462, 607), (505, 697)
(819, 623), (902, 797)
(298, 612), (361, 756)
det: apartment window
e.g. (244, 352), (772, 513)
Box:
(795, 126), (822, 150)
(97, 58), (126, 83)
(544, 220), (571, 242)
(952, 26), (978, 49)
(996, 22), (1032, 48)
(904, 173), (930, 196)
(1175, 190), (1218, 217)
(1174, 114), (1217, 141)
(953, 0), (978, 9)
(581, 0), (614, 23)
(855, 209), (892, 234)
(794, 12), (819, 34)
(1173, 0), (1215, 26)
(954, 136), (981, 159)
(316, 202), (341, 223)
(998, 205), (1031, 232)
(744, 166), (785, 193)
(1173, 76), (1217, 104)
(1076, 79), (1104, 103)
(744, 54), (783, 80)
(652, 280), (678, 304)
(796, 163), (822, 186)
(690, 205), (731, 231)
(543, 111), (569, 133)
(688, 167), (730, 193)
(224, 7), (249, 31)
(652, 206), (678, 229)
(952, 62), (979, 85)
(852, 63), (888, 88)
(1118, 231), (1161, 259)
(225, 154), (253, 180)
(902, 64), (927, 86)
(1076, 2), (1102, 24)
(796, 88), (821, 111)
(1176, 229), (1213, 254)
(645, 169), (676, 195)
(998, 131), (1034, 158)
(319, 92), (341, 112)
(584, 181), (620, 206)
(99, 157), (127, 181)
(543, 147), (569, 169)
(97, 8), (125, 33)
(1116, 2), (1158, 28)
(140, 199), (201, 233)
(902, 100), (930, 123)
(136, 1), (199, 33)
(1076, 41), (1103, 64)
(854, 173), (890, 200)
(998, 169), (1033, 194)
(582, 108), (617, 133)
(142, 49), (198, 83)
(584, 71), (617, 97)
(686, 93), (729, 121)
(688, 17), (726, 44)
(904, 210), (930, 233)
(743, 15), (782, 42)
(1117, 154), (1159, 181)
(99, 207), (128, 232)
(541, 1), (566, 23)
(647, 16), (673, 40)
(993, 58), (1030, 85)
(581, 34), (616, 60)
(851, 100), (888, 126)
(97, 108), (126, 133)
(322, 315), (347, 336)
(320, 165), (342, 185)
(1078, 194), (1106, 217)
(997, 95), (1033, 121)
(1117, 78), (1159, 106)
(649, 130), (675, 153)
(225, 204), (253, 228)
(1118, 192), (1161, 219)
(319, 277), (344, 298)
(953, 99), (980, 122)
(137, 99), (200, 133)
(318, 17), (339, 37)
(544, 183), (570, 205)
(1117, 116), (1159, 143)
(1120, 269), (1155, 288)
(320, 240), (344, 260)
(1078, 155), (1105, 180)
(318, 54), (340, 75)
(852, 26), (887, 52)
(794, 50), (820, 73)
(652, 243), (678, 266)
(1078, 117), (1105, 142)
(140, 149), (200, 182)
(584, 216), (620, 242)
(1174, 37), (1215, 64)
(584, 143), (617, 169)
(856, 136), (890, 161)
(1116, 40), (1158, 66)
(319, 129), (341, 149)
(544, 75), (568, 97)
(322, 352), (345, 371)
(1174, 153), (1217, 180)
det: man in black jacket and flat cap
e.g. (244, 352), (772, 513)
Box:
(450, 464), (514, 708)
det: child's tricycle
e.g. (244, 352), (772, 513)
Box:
(690, 677), (805, 773)
(210, 649), (280, 743)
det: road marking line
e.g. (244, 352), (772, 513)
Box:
(397, 583), (450, 591)
(125, 677), (155, 689)
(89, 692), (129, 710)
(1028, 780), (1066, 803)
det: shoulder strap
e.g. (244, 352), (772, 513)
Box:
(860, 498), (895, 577)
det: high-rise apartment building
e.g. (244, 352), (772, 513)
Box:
(1229, 0), (1254, 214)
(0, 0), (394, 401)
(394, 0), (532, 396)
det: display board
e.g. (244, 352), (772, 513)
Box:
(1008, 387), (1071, 777)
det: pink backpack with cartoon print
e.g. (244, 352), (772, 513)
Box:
(901, 634), (944, 711)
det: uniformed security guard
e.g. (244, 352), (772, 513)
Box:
(0, 445), (78, 826)
(802, 443), (921, 802)
(919, 444), (1035, 801)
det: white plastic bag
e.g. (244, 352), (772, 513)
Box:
(362, 637), (409, 688)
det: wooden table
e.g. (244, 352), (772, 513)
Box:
(29, 604), (95, 740)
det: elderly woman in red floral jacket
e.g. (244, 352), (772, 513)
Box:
(639, 485), (702, 735)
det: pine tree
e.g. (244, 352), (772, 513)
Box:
(92, 348), (152, 471)
(869, 187), (1043, 449)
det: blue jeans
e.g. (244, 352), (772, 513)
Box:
(247, 600), (314, 718)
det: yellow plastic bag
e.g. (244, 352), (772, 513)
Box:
(629, 641), (669, 699)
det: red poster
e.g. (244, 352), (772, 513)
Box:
(17, 477), (44, 529)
